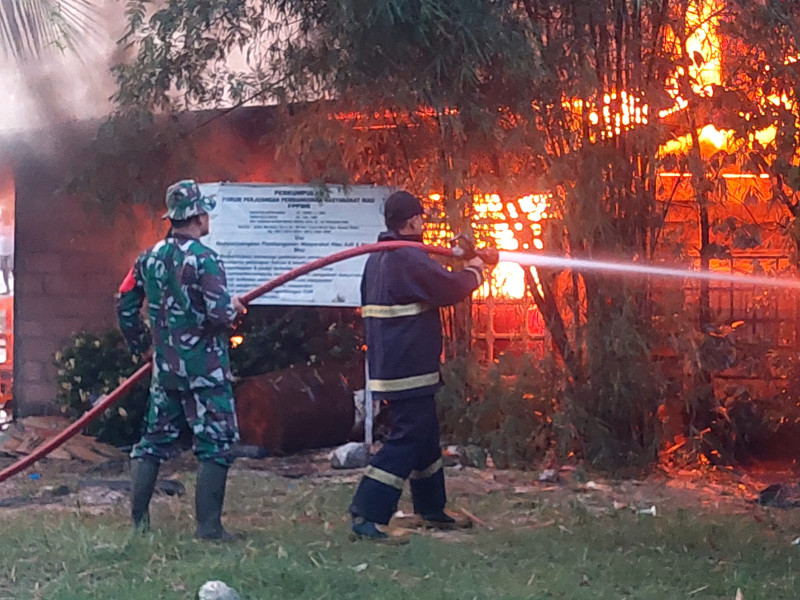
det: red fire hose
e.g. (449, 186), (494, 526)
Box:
(0, 240), (494, 484)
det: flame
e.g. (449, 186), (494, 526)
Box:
(657, 2), (793, 158)
(660, 0), (722, 118)
(684, 1), (722, 92)
(230, 335), (244, 348)
(660, 122), (779, 157)
(659, 125), (732, 155)
(562, 91), (648, 141)
(699, 124), (731, 148)
(425, 193), (550, 299)
(754, 126), (777, 146)
(472, 193), (549, 299)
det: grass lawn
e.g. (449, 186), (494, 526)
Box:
(0, 468), (798, 599)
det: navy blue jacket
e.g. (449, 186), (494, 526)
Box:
(362, 231), (484, 400)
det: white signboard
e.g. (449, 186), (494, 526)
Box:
(202, 182), (391, 306)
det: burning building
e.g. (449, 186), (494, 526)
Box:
(0, 0), (797, 473)
(317, 0), (800, 467)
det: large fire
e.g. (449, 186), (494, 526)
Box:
(658, 0), (795, 155)
(421, 0), (721, 301)
(338, 1), (794, 313)
(439, 4), (730, 300)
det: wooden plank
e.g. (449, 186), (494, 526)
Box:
(63, 439), (107, 464)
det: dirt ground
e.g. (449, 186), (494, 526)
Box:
(2, 447), (798, 523)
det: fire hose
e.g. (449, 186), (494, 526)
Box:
(0, 240), (498, 484)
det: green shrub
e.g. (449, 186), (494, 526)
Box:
(54, 308), (363, 446)
(437, 353), (561, 469)
(229, 307), (361, 378)
(54, 330), (148, 446)
(567, 295), (664, 470)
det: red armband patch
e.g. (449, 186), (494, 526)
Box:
(118, 268), (137, 293)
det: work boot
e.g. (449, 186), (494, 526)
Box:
(349, 516), (411, 544)
(195, 461), (237, 541)
(130, 458), (160, 531)
(420, 508), (473, 530)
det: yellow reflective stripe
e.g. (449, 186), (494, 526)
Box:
(364, 466), (405, 490)
(361, 302), (432, 318)
(410, 457), (443, 480)
(369, 372), (440, 393)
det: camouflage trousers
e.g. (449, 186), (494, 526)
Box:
(130, 377), (240, 467)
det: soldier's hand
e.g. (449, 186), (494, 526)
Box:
(232, 295), (248, 314)
(135, 348), (153, 365)
(465, 256), (485, 271)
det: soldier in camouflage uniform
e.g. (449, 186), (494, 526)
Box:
(117, 179), (246, 540)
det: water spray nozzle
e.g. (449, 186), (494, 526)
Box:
(478, 247), (500, 266)
(449, 233), (499, 265)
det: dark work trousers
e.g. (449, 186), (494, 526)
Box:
(349, 394), (446, 525)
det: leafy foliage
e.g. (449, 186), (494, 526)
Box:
(55, 309), (362, 446)
(54, 330), (148, 446)
(113, 0), (280, 111)
(104, 1), (800, 466)
(0, 0), (101, 59)
(229, 307), (362, 379)
(438, 353), (560, 469)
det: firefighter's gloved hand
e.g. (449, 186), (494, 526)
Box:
(464, 256), (485, 271)
(232, 295), (248, 314)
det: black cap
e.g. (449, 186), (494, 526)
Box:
(384, 191), (424, 230)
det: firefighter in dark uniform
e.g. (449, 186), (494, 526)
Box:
(349, 190), (486, 540)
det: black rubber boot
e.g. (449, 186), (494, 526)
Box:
(349, 516), (410, 545)
(420, 509), (473, 530)
(351, 516), (389, 540)
(195, 461), (237, 541)
(130, 458), (160, 531)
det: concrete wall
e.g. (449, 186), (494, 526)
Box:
(12, 108), (295, 415)
(14, 164), (163, 414)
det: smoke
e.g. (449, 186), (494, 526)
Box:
(0, 1), (124, 135)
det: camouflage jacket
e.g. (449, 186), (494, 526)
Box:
(116, 233), (238, 390)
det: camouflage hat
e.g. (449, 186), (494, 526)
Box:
(162, 179), (216, 220)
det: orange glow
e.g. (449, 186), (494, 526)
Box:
(562, 90), (648, 141)
(699, 124), (731, 148)
(230, 335), (244, 348)
(684, 1), (722, 92)
(753, 125), (777, 146)
(475, 192), (550, 299)
(658, 125), (732, 156)
(659, 123), (778, 157)
(424, 193), (550, 299)
(660, 1), (722, 118)
(655, 3), (791, 158)
(659, 172), (771, 180)
(331, 107), (459, 130)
